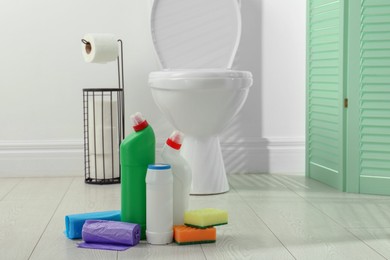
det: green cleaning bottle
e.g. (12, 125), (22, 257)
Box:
(120, 112), (155, 239)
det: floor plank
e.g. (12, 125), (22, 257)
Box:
(245, 199), (385, 260)
(29, 178), (119, 260)
(0, 178), (73, 260)
(0, 200), (62, 260)
(2, 177), (73, 201)
(0, 178), (22, 200)
(274, 176), (390, 229)
(1, 174), (389, 259)
(348, 228), (390, 259)
(303, 197), (390, 229)
(274, 175), (390, 200)
(198, 198), (294, 259)
(230, 174), (386, 260)
(191, 189), (295, 260)
(118, 241), (206, 260)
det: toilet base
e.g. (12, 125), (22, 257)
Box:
(180, 136), (229, 195)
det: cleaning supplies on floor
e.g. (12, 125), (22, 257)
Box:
(173, 225), (216, 245)
(161, 131), (192, 225)
(184, 208), (228, 228)
(120, 112), (155, 239)
(64, 210), (121, 239)
(146, 164), (173, 244)
(78, 220), (140, 251)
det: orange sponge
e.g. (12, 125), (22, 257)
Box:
(173, 225), (216, 245)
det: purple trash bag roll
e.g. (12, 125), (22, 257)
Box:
(78, 220), (140, 251)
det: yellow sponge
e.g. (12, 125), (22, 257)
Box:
(184, 208), (228, 229)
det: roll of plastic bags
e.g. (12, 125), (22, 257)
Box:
(65, 210), (121, 239)
(78, 220), (140, 251)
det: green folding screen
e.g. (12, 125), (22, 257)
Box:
(307, 0), (346, 191)
(307, 0), (390, 195)
(356, 0), (390, 195)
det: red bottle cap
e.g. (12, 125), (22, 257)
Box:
(166, 131), (184, 150)
(131, 112), (149, 132)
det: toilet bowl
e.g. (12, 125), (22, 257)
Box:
(148, 0), (253, 194)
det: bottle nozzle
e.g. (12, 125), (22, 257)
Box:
(166, 130), (184, 150)
(131, 112), (149, 131)
(131, 112), (144, 125)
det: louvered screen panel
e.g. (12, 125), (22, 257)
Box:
(307, 0), (344, 190)
(359, 0), (390, 193)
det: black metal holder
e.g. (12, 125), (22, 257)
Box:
(82, 39), (125, 185)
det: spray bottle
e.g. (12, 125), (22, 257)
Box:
(161, 131), (192, 225)
(120, 112), (155, 239)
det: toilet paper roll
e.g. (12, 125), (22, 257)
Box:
(89, 125), (120, 179)
(88, 100), (119, 155)
(89, 126), (119, 155)
(82, 33), (118, 63)
(88, 100), (118, 128)
(89, 152), (120, 179)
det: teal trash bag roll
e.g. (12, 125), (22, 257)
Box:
(65, 210), (121, 239)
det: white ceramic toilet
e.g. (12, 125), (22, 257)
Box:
(148, 0), (253, 194)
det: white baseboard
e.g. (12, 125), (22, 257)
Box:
(0, 137), (305, 177)
(0, 140), (84, 178)
(219, 137), (305, 175)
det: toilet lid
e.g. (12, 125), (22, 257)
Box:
(151, 0), (241, 69)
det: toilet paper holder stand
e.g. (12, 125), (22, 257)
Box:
(82, 39), (125, 185)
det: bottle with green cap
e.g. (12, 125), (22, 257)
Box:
(120, 112), (155, 239)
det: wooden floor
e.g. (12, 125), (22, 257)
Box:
(2, 174), (390, 260)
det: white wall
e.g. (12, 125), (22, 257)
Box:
(0, 0), (305, 177)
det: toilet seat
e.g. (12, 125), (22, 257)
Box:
(149, 69), (252, 80)
(149, 69), (253, 90)
(151, 0), (241, 69)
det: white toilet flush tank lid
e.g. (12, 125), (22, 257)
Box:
(151, 0), (241, 70)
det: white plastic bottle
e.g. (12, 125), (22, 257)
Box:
(161, 131), (192, 225)
(145, 164), (173, 244)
